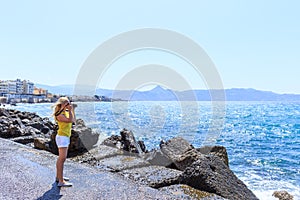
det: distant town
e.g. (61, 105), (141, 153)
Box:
(0, 79), (114, 105)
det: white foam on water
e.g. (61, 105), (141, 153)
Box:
(253, 189), (300, 200)
(241, 174), (300, 200)
(253, 190), (277, 200)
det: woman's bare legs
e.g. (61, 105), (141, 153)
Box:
(56, 147), (68, 183)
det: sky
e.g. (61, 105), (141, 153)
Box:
(0, 1), (299, 94)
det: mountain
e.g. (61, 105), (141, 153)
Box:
(36, 83), (300, 101)
(100, 87), (300, 101)
(35, 84), (74, 95)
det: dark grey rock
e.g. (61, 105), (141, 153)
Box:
(102, 128), (147, 154)
(144, 149), (173, 167)
(49, 119), (99, 157)
(0, 109), (49, 139)
(120, 128), (146, 153)
(71, 121), (99, 150)
(160, 137), (194, 158)
(179, 155), (258, 200)
(102, 134), (122, 147)
(160, 137), (201, 171)
(197, 146), (229, 166)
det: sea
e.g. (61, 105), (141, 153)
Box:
(8, 101), (300, 200)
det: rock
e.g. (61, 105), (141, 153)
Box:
(21, 118), (31, 125)
(273, 191), (294, 200)
(197, 146), (229, 167)
(40, 127), (50, 134)
(102, 135), (122, 147)
(179, 155), (258, 200)
(137, 140), (146, 153)
(120, 165), (181, 188)
(7, 124), (24, 137)
(150, 137), (257, 200)
(70, 122), (99, 151)
(27, 122), (45, 130)
(120, 128), (146, 153)
(11, 136), (35, 144)
(96, 155), (150, 172)
(34, 137), (50, 150)
(89, 145), (124, 160)
(71, 145), (124, 165)
(0, 108), (10, 118)
(160, 137), (194, 158)
(102, 128), (147, 154)
(49, 119), (99, 157)
(160, 137), (201, 170)
(143, 149), (173, 167)
(159, 184), (228, 200)
(0, 109), (50, 141)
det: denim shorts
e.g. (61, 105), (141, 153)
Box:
(55, 135), (70, 148)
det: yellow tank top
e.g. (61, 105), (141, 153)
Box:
(56, 111), (72, 137)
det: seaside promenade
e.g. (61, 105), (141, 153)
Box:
(0, 138), (177, 200)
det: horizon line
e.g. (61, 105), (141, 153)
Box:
(35, 83), (300, 95)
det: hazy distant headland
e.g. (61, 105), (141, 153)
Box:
(36, 84), (300, 101)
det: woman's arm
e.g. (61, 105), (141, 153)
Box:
(71, 107), (76, 124)
(56, 105), (74, 123)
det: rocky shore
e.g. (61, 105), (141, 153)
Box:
(0, 108), (294, 200)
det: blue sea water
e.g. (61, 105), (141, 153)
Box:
(11, 101), (300, 199)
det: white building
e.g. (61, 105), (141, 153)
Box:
(0, 79), (34, 94)
(23, 80), (34, 94)
(16, 79), (23, 94)
(8, 81), (16, 94)
(0, 81), (9, 93)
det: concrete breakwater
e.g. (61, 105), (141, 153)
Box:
(0, 108), (293, 200)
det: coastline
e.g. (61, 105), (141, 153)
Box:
(0, 107), (252, 199)
(0, 108), (296, 200)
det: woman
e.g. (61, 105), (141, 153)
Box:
(52, 97), (75, 187)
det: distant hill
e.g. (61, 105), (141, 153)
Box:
(35, 84), (300, 101)
(35, 84), (74, 95)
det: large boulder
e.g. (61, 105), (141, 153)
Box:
(159, 137), (230, 170)
(179, 155), (258, 200)
(48, 119), (99, 157)
(159, 137), (258, 200)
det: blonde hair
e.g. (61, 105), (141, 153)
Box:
(51, 97), (69, 117)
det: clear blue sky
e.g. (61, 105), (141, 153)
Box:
(0, 1), (299, 94)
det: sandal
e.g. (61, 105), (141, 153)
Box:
(55, 177), (70, 182)
(57, 181), (73, 187)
